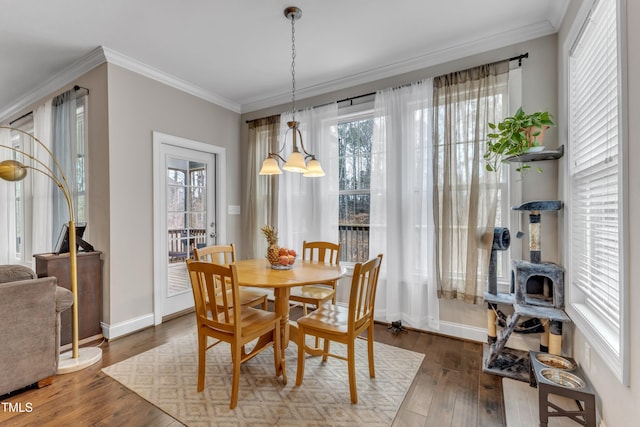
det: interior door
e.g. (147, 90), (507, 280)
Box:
(153, 132), (226, 323)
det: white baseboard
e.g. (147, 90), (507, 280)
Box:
(434, 321), (542, 349)
(436, 320), (487, 342)
(100, 310), (542, 351)
(374, 318), (541, 350)
(101, 313), (155, 340)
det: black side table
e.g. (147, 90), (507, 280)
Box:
(529, 351), (597, 427)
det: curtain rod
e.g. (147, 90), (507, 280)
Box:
(8, 85), (90, 125)
(73, 85), (90, 94)
(509, 52), (529, 67)
(9, 111), (33, 125)
(246, 52), (529, 124)
(245, 92), (376, 123)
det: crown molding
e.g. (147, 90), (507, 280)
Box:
(0, 47), (107, 123)
(101, 47), (241, 113)
(0, 46), (241, 123)
(548, 0), (571, 30)
(240, 20), (558, 113)
(1, 14), (564, 122)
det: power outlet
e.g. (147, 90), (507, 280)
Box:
(583, 342), (591, 371)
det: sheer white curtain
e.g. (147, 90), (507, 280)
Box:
(31, 101), (53, 255)
(369, 79), (439, 331)
(277, 103), (339, 251)
(0, 127), (15, 264)
(52, 90), (78, 243)
(0, 101), (53, 264)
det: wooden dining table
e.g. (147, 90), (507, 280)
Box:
(234, 258), (346, 381)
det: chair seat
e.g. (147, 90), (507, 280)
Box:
(238, 288), (269, 306)
(296, 303), (349, 335)
(289, 284), (335, 305)
(214, 288), (268, 308)
(238, 307), (280, 337)
(205, 306), (279, 337)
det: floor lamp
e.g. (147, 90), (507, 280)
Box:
(0, 126), (102, 373)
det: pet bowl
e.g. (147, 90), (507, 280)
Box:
(539, 368), (586, 389)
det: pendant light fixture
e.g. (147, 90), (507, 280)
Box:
(259, 6), (325, 178)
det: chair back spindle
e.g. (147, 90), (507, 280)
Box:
(187, 260), (241, 334)
(349, 255), (382, 331)
(192, 244), (268, 310)
(193, 244), (236, 265)
(302, 241), (340, 264)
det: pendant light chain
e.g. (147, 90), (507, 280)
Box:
(258, 7), (325, 177)
(290, 14), (297, 122)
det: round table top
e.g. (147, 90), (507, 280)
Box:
(234, 258), (346, 288)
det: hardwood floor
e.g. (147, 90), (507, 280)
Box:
(0, 308), (505, 426)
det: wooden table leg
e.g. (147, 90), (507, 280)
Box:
(273, 287), (291, 348)
(272, 287), (291, 383)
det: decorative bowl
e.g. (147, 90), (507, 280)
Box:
(270, 263), (293, 270)
(267, 258), (295, 270)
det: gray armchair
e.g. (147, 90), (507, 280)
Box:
(0, 265), (73, 395)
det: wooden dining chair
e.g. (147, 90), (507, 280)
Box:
(193, 244), (269, 310)
(289, 241), (340, 315)
(295, 254), (383, 404)
(186, 260), (284, 409)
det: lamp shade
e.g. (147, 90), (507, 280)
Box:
(283, 151), (307, 172)
(303, 158), (325, 177)
(259, 157), (283, 175)
(0, 159), (27, 182)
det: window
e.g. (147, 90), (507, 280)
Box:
(5, 95), (88, 263)
(75, 100), (87, 223)
(338, 112), (373, 263)
(7, 118), (35, 263)
(433, 73), (512, 288)
(567, 0), (627, 383)
(9, 123), (32, 261)
(336, 81), (514, 273)
(166, 162), (207, 262)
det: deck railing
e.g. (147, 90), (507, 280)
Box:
(167, 227), (368, 264)
(338, 224), (369, 263)
(168, 228), (206, 262)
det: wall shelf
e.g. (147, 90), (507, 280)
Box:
(506, 145), (564, 163)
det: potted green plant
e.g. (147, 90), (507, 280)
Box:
(484, 107), (555, 173)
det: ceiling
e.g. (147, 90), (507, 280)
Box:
(0, 0), (569, 120)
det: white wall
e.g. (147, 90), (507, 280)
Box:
(557, 1), (639, 425)
(104, 64), (242, 334)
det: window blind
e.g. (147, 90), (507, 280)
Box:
(569, 0), (621, 333)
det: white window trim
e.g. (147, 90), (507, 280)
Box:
(337, 100), (374, 267)
(563, 0), (629, 385)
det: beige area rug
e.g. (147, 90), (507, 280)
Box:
(503, 378), (582, 427)
(103, 332), (424, 427)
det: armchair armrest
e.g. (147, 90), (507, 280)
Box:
(56, 286), (73, 313)
(0, 264), (37, 283)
